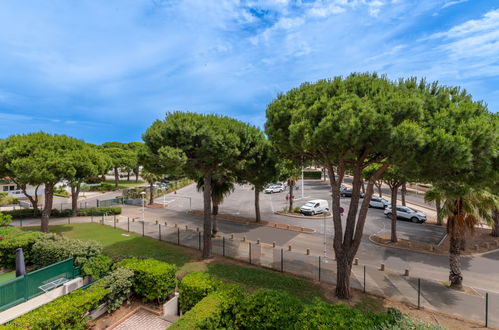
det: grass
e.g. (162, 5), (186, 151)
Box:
(24, 223), (194, 267)
(0, 271), (15, 283)
(206, 263), (324, 304)
(103, 179), (146, 189)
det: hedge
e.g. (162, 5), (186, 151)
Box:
(1, 206), (121, 219)
(303, 170), (322, 179)
(31, 233), (102, 269)
(115, 258), (177, 302)
(81, 254), (113, 280)
(2, 283), (109, 330)
(0, 227), (43, 268)
(171, 284), (245, 330)
(179, 272), (221, 313)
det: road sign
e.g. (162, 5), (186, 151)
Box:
(339, 207), (344, 214)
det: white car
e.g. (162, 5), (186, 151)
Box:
(264, 185), (284, 194)
(369, 197), (389, 209)
(384, 205), (427, 223)
(300, 199), (329, 216)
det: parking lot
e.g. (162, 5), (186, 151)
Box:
(156, 179), (446, 246)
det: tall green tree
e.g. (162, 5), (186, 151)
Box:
(0, 133), (86, 232)
(143, 112), (263, 258)
(141, 169), (163, 205)
(265, 73), (491, 298)
(100, 142), (137, 188)
(197, 174), (235, 234)
(126, 142), (144, 182)
(66, 145), (110, 216)
(239, 141), (279, 222)
(424, 187), (445, 226)
(278, 159), (302, 213)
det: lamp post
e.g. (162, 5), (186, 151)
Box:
(140, 191), (146, 223)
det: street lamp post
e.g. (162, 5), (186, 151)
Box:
(140, 191), (146, 223)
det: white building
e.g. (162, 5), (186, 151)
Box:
(0, 178), (44, 198)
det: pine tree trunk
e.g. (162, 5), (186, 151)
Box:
(254, 187), (261, 223)
(361, 181), (365, 194)
(127, 172), (130, 181)
(41, 183), (54, 233)
(390, 187), (398, 243)
(202, 172), (212, 258)
(149, 183), (154, 205)
(491, 209), (499, 237)
(449, 233), (463, 288)
(376, 182), (382, 197)
(436, 199), (443, 225)
(212, 202), (218, 235)
(335, 253), (353, 299)
(401, 183), (406, 206)
(288, 184), (294, 213)
(114, 167), (119, 188)
(135, 168), (139, 182)
(71, 183), (80, 217)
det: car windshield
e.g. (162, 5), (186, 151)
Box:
(304, 202), (315, 207)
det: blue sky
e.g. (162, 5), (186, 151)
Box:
(0, 0), (498, 144)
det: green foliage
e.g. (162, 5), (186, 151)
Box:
(0, 208), (41, 219)
(82, 254), (112, 279)
(53, 186), (70, 198)
(96, 267), (134, 312)
(303, 170), (322, 179)
(31, 233), (102, 268)
(77, 206), (121, 216)
(0, 193), (19, 206)
(179, 272), (222, 313)
(0, 227), (43, 267)
(235, 289), (304, 330)
(115, 258), (177, 302)
(2, 283), (109, 330)
(0, 212), (12, 226)
(293, 207), (301, 213)
(380, 308), (444, 330)
(296, 299), (394, 330)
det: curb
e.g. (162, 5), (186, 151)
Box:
(273, 211), (333, 220)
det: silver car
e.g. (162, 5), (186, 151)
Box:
(369, 197), (389, 209)
(264, 185), (284, 194)
(384, 205), (426, 223)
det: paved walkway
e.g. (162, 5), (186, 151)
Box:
(112, 309), (171, 330)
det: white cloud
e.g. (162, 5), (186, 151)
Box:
(442, 0), (469, 9)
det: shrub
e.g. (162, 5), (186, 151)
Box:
(293, 207), (301, 213)
(380, 308), (444, 330)
(169, 293), (225, 330)
(214, 283), (246, 328)
(296, 299), (395, 330)
(0, 227), (43, 268)
(115, 258), (177, 302)
(1, 208), (41, 219)
(0, 213), (12, 226)
(82, 254), (113, 280)
(303, 170), (322, 179)
(77, 206), (121, 216)
(3, 283), (109, 330)
(235, 289), (304, 329)
(0, 193), (19, 207)
(50, 208), (73, 217)
(179, 272), (221, 313)
(31, 233), (102, 269)
(93, 267), (134, 312)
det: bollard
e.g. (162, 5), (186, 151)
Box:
(127, 217), (130, 232)
(380, 263), (385, 271)
(185, 225), (188, 230)
(155, 220), (158, 225)
(159, 224), (162, 241)
(404, 269), (410, 276)
(417, 278), (421, 309)
(223, 237), (225, 256)
(306, 248), (310, 255)
(177, 227), (180, 245)
(230, 234), (234, 240)
(132, 218), (135, 222)
(430, 245), (435, 252)
(249, 243), (252, 264)
(196, 227), (199, 232)
(165, 221), (168, 226)
(485, 292), (489, 327)
(272, 241), (276, 248)
(280, 248), (284, 272)
(363, 266), (366, 293)
(288, 245), (292, 251)
(274, 224), (277, 228)
(198, 231), (201, 250)
(242, 236), (246, 242)
(300, 227), (304, 232)
(407, 242), (411, 247)
(257, 239), (260, 244)
(174, 223), (177, 228)
(286, 225), (290, 230)
(354, 258), (358, 265)
(319, 256), (321, 281)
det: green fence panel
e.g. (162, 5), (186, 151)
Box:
(99, 198), (122, 207)
(0, 258), (78, 311)
(0, 276), (26, 311)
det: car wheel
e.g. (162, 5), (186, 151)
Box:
(411, 217), (419, 223)
(311, 211), (315, 216)
(385, 213), (391, 219)
(368, 204), (372, 208)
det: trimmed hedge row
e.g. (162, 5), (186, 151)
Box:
(115, 258), (177, 302)
(2, 206), (121, 219)
(303, 170), (322, 179)
(179, 272), (221, 313)
(2, 283), (109, 330)
(0, 227), (43, 268)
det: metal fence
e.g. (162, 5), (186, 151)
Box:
(10, 215), (499, 328)
(0, 258), (81, 312)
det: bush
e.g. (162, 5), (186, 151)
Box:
(381, 308), (444, 330)
(235, 289), (304, 329)
(293, 207), (301, 213)
(0, 227), (43, 268)
(0, 193), (19, 206)
(115, 258), (177, 302)
(303, 170), (322, 179)
(82, 254), (113, 280)
(50, 208), (73, 217)
(179, 272), (221, 313)
(94, 267), (134, 312)
(296, 299), (395, 330)
(31, 233), (102, 269)
(170, 293), (225, 330)
(3, 283), (109, 330)
(77, 206), (121, 216)
(1, 208), (41, 219)
(0, 213), (12, 226)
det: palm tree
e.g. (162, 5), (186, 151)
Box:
(424, 187), (444, 226)
(141, 170), (163, 205)
(426, 187), (497, 288)
(197, 176), (235, 235)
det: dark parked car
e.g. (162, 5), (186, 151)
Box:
(340, 189), (365, 198)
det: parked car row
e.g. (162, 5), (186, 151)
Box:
(264, 182), (287, 194)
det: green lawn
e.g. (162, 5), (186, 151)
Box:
(0, 271), (15, 283)
(103, 179), (146, 189)
(24, 223), (194, 267)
